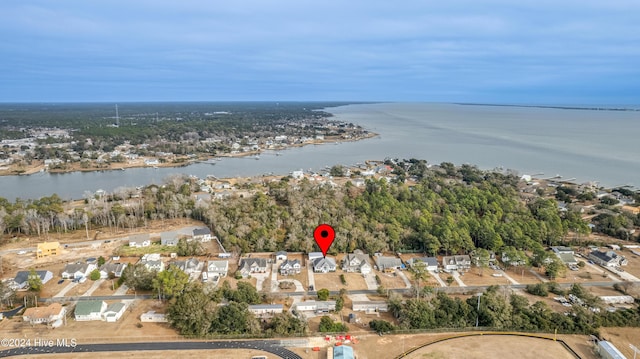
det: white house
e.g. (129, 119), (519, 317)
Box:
(139, 253), (164, 272)
(171, 258), (201, 274)
(279, 259), (301, 275)
(207, 260), (229, 278)
(99, 263), (127, 279)
(129, 234), (151, 248)
(239, 258), (268, 277)
(103, 302), (126, 322)
(74, 300), (107, 321)
(589, 250), (628, 267)
(352, 301), (389, 313)
(23, 303), (66, 325)
(294, 300), (336, 313)
(192, 227), (213, 242)
(408, 257), (438, 271)
(61, 263), (96, 279)
(275, 251), (288, 261)
(312, 257), (337, 273)
(342, 252), (372, 274)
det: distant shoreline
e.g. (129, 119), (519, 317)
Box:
(454, 102), (640, 112)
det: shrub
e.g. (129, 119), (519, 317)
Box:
(525, 283), (549, 297)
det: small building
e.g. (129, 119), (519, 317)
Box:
(207, 260), (229, 278)
(352, 301), (388, 313)
(597, 340), (626, 359)
(160, 232), (179, 246)
(23, 303), (66, 325)
(139, 253), (164, 272)
(408, 257), (438, 271)
(99, 263), (127, 279)
(193, 227), (213, 242)
(294, 300), (336, 313)
(140, 311), (168, 323)
(374, 256), (402, 272)
(36, 242), (60, 258)
(333, 345), (355, 359)
(12, 270), (53, 290)
(275, 251), (288, 261)
(248, 304), (284, 318)
(74, 300), (107, 321)
(280, 259), (301, 276)
(61, 262), (96, 279)
(129, 233), (151, 248)
(239, 258), (268, 277)
(103, 302), (126, 322)
(312, 257), (337, 273)
(589, 250), (627, 267)
(342, 252), (372, 274)
(599, 295), (635, 304)
(551, 246), (574, 255)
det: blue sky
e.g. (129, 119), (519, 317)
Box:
(1, 1), (639, 104)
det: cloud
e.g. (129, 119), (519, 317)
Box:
(0, 1), (638, 103)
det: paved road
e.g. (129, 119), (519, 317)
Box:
(0, 340), (302, 358)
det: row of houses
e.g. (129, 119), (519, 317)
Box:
(22, 300), (127, 325)
(130, 227), (214, 248)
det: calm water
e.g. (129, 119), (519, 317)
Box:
(1, 103), (638, 200)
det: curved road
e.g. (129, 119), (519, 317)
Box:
(0, 340), (302, 358)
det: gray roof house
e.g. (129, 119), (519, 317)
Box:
(374, 256), (403, 272)
(13, 270), (53, 290)
(279, 259), (301, 275)
(103, 302), (126, 322)
(239, 258), (268, 277)
(275, 251), (288, 261)
(129, 233), (151, 248)
(99, 263), (127, 278)
(408, 257), (438, 271)
(312, 257), (337, 273)
(192, 227), (212, 242)
(61, 262), (96, 279)
(589, 250), (627, 267)
(207, 260), (229, 278)
(160, 232), (179, 246)
(342, 253), (372, 274)
(248, 304), (284, 317)
(170, 258), (201, 274)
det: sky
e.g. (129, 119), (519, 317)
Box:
(1, 1), (639, 104)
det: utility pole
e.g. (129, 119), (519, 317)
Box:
(475, 293), (482, 328)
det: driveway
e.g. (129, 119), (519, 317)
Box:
(271, 262), (280, 292)
(54, 281), (78, 298)
(307, 265), (316, 291)
(452, 271), (467, 287)
(429, 270), (447, 287)
(363, 273), (379, 290)
(82, 279), (105, 296)
(395, 269), (412, 288)
(253, 271), (270, 291)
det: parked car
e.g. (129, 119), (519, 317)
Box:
(57, 279), (65, 284)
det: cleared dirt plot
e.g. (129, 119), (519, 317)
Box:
(554, 264), (613, 284)
(504, 266), (544, 284)
(620, 248), (640, 278)
(377, 271), (409, 289)
(313, 272), (347, 291)
(456, 271), (513, 287)
(405, 334), (578, 359)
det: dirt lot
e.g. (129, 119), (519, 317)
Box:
(312, 272), (348, 292)
(457, 271), (513, 287)
(377, 271), (410, 289)
(621, 248), (640, 279)
(31, 349), (281, 359)
(554, 263), (614, 284)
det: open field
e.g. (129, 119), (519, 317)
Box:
(28, 349), (280, 359)
(377, 271), (410, 289)
(404, 334), (584, 359)
(620, 247), (640, 279)
(456, 271), (513, 287)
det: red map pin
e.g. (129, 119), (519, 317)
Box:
(313, 224), (335, 258)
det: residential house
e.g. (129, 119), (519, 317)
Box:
(374, 256), (403, 272)
(207, 260), (229, 279)
(352, 301), (389, 313)
(160, 232), (179, 246)
(551, 246), (577, 266)
(275, 251), (288, 261)
(279, 259), (301, 276)
(239, 258), (268, 277)
(171, 258), (201, 274)
(441, 256), (458, 271)
(294, 300), (336, 313)
(308, 252), (324, 262)
(103, 302), (126, 322)
(501, 252), (527, 267)
(22, 303), (66, 325)
(312, 257), (337, 273)
(193, 227), (213, 242)
(129, 233), (151, 248)
(74, 300), (107, 321)
(12, 270), (53, 290)
(139, 253), (164, 272)
(248, 304), (284, 318)
(342, 252), (372, 274)
(453, 255), (471, 271)
(589, 250), (628, 267)
(61, 262), (96, 279)
(36, 242), (60, 258)
(99, 262), (127, 279)
(408, 257), (438, 271)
